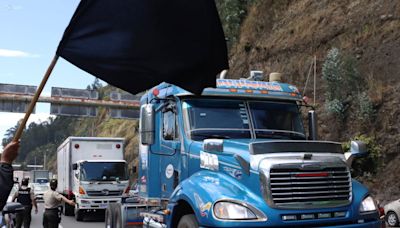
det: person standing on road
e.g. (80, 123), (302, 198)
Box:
(43, 179), (75, 228)
(0, 141), (20, 211)
(11, 178), (38, 228)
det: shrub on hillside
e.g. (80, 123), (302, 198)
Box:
(343, 135), (382, 178)
(357, 92), (374, 122)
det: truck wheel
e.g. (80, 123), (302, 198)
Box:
(386, 211), (399, 227)
(105, 203), (118, 228)
(64, 202), (74, 216)
(75, 208), (84, 221)
(113, 205), (123, 228)
(177, 214), (198, 228)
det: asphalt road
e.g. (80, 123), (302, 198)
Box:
(30, 202), (104, 228)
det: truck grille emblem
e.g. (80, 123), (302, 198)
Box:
(102, 189), (109, 196)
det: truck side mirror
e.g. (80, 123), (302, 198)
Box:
(344, 141), (368, 166)
(140, 104), (155, 145)
(72, 163), (78, 170)
(308, 110), (318, 140)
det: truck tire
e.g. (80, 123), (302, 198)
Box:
(64, 202), (74, 216)
(113, 205), (123, 228)
(386, 211), (399, 227)
(177, 214), (198, 228)
(75, 208), (84, 221)
(105, 203), (118, 228)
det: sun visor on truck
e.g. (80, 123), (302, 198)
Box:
(249, 141), (343, 155)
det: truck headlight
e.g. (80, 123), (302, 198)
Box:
(359, 196), (377, 213)
(214, 201), (257, 220)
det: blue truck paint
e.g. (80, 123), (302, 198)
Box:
(110, 78), (380, 228)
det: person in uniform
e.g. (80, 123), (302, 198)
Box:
(43, 179), (75, 228)
(11, 178), (38, 228)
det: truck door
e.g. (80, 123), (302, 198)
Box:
(159, 101), (180, 198)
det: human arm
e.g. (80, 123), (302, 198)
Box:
(30, 190), (38, 213)
(53, 191), (75, 207)
(11, 191), (18, 202)
(0, 141), (19, 211)
(60, 195), (75, 207)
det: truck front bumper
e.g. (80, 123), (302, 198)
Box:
(199, 220), (382, 228)
(76, 197), (121, 210)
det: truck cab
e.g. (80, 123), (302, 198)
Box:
(110, 72), (380, 228)
(57, 137), (129, 221)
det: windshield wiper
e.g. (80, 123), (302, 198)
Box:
(190, 132), (231, 139)
(256, 130), (306, 140)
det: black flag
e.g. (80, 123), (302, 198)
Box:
(57, 0), (229, 94)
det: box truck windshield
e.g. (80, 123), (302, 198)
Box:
(80, 162), (127, 181)
(183, 99), (305, 141)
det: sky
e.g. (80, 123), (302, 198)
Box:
(0, 0), (102, 144)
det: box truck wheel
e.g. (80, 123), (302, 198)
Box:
(105, 203), (118, 228)
(74, 208), (84, 221)
(177, 214), (198, 228)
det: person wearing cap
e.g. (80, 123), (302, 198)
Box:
(43, 179), (75, 228)
(11, 178), (38, 228)
(0, 141), (20, 211)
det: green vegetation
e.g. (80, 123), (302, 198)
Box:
(2, 116), (77, 169)
(216, 0), (256, 49)
(343, 135), (382, 178)
(322, 48), (374, 122)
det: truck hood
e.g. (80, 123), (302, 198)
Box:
(198, 139), (347, 170)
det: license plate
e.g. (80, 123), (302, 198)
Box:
(100, 204), (108, 208)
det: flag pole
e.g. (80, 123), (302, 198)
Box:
(13, 55), (60, 142)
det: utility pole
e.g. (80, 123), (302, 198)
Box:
(314, 55), (317, 106)
(44, 151), (47, 170)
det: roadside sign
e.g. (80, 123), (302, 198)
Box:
(0, 83), (37, 113)
(50, 87), (98, 117)
(109, 91), (140, 119)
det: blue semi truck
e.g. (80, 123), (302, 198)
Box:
(106, 72), (380, 227)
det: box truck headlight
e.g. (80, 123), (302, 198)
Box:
(214, 201), (262, 220)
(359, 196), (377, 213)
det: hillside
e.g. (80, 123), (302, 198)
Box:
(228, 0), (400, 202)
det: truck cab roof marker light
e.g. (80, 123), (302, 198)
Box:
(74, 144), (79, 149)
(152, 88), (160, 96)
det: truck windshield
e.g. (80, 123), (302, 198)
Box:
(182, 99), (305, 141)
(80, 162), (127, 181)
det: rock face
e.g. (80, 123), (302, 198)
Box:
(228, 0), (400, 203)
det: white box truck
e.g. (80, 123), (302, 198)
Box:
(57, 137), (129, 221)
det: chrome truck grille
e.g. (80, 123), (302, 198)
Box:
(261, 165), (352, 209)
(86, 190), (123, 197)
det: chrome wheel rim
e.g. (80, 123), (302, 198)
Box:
(388, 213), (398, 226)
